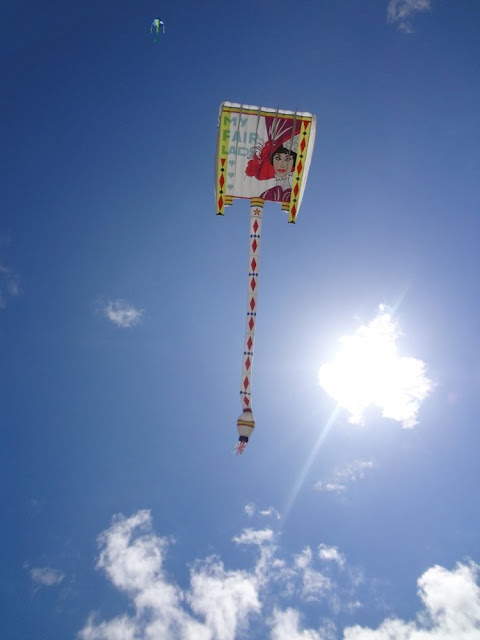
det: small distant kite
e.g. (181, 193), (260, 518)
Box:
(215, 102), (316, 454)
(151, 18), (165, 42)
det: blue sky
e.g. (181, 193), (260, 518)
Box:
(2, 0), (480, 638)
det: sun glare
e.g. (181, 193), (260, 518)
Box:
(318, 306), (433, 428)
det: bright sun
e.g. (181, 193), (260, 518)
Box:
(318, 305), (433, 428)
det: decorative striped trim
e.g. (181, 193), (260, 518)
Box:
(215, 113), (230, 216)
(287, 119), (313, 223)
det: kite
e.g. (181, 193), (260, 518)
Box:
(215, 102), (316, 454)
(150, 18), (165, 41)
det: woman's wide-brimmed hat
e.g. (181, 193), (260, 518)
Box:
(246, 120), (301, 181)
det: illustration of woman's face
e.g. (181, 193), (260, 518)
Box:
(272, 152), (294, 177)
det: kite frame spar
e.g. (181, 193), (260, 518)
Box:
(215, 102), (316, 454)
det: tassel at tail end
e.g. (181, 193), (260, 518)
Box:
(234, 436), (249, 455)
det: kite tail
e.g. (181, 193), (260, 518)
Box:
(235, 202), (263, 454)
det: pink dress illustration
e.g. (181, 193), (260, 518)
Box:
(245, 116), (302, 202)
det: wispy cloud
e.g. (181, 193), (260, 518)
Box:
(78, 511), (480, 640)
(0, 264), (21, 309)
(103, 299), (144, 328)
(294, 547), (332, 602)
(316, 459), (375, 494)
(387, 0), (432, 34)
(29, 566), (65, 587)
(318, 545), (346, 569)
(244, 503), (281, 520)
(244, 502), (255, 517)
(259, 507), (281, 520)
(318, 305), (433, 428)
(233, 528), (274, 546)
(319, 482), (346, 493)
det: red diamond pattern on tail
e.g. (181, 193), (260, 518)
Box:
(294, 183), (299, 197)
(300, 137), (306, 152)
(218, 196), (223, 209)
(239, 204), (263, 423)
(219, 174), (225, 188)
(297, 160), (303, 174)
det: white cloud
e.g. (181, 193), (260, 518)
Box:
(233, 528), (274, 546)
(244, 503), (256, 517)
(79, 511), (261, 640)
(294, 548), (332, 602)
(269, 608), (328, 640)
(343, 561), (480, 639)
(295, 547), (313, 571)
(80, 615), (138, 640)
(302, 569), (332, 603)
(96, 510), (171, 594)
(187, 557), (260, 640)
(103, 299), (144, 328)
(318, 306), (433, 428)
(418, 562), (480, 635)
(29, 566), (65, 587)
(318, 545), (346, 570)
(78, 511), (480, 640)
(387, 0), (432, 34)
